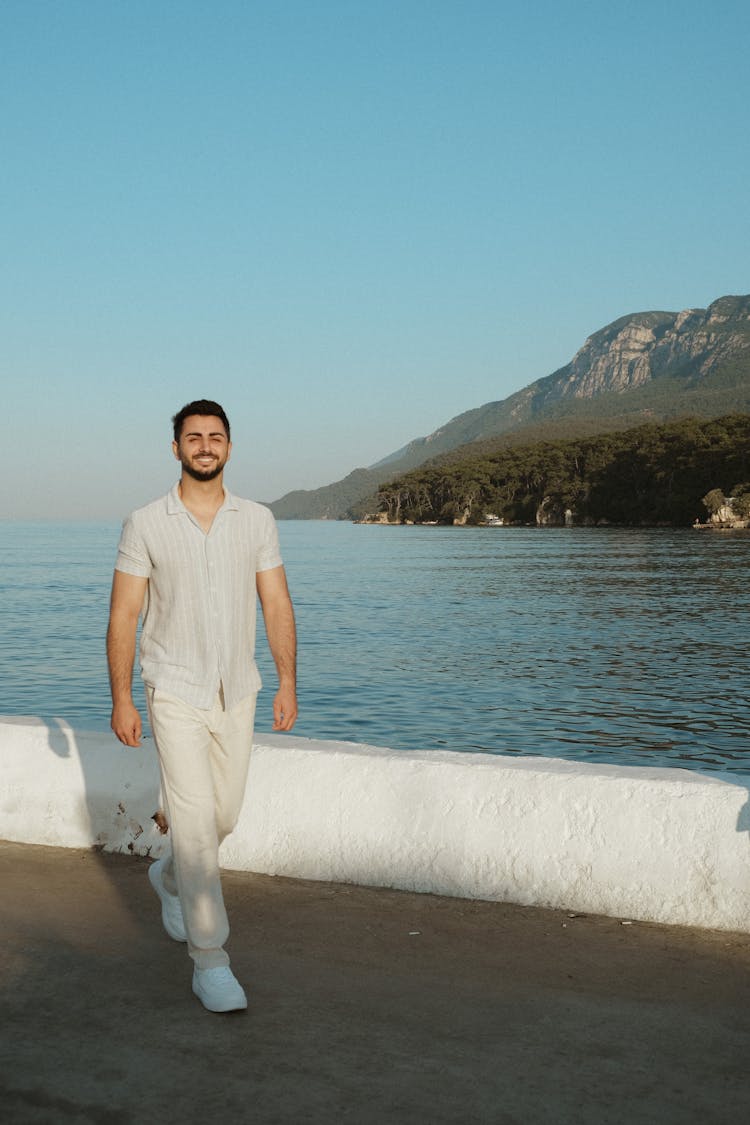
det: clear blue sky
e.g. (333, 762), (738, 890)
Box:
(2, 0), (748, 518)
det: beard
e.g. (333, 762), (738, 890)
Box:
(180, 454), (226, 482)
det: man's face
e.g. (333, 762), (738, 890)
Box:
(173, 415), (231, 482)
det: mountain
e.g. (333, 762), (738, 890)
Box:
(269, 294), (750, 519)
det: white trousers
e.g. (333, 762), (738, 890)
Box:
(146, 687), (256, 969)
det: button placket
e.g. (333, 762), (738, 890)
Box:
(204, 538), (223, 689)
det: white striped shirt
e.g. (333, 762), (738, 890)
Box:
(114, 483), (283, 709)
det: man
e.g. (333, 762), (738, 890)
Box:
(107, 399), (297, 1013)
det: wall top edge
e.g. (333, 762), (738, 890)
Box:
(2, 714), (747, 790)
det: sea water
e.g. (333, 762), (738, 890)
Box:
(1, 519), (748, 774)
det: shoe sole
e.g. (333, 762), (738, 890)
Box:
(148, 861), (188, 943)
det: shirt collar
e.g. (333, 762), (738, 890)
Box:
(167, 482), (239, 514)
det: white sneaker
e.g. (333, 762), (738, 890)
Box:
(192, 966), (248, 1013)
(148, 857), (187, 942)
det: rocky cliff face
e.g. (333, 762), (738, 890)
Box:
(412, 295), (750, 446)
(537, 296), (750, 408)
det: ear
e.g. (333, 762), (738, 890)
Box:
(226, 441), (232, 461)
(172, 440), (180, 461)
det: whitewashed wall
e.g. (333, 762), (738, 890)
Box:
(2, 715), (749, 932)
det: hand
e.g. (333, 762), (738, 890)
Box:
(272, 685), (298, 732)
(111, 700), (143, 747)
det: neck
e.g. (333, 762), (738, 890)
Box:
(178, 473), (226, 509)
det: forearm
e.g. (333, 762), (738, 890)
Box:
(106, 616), (143, 746)
(106, 617), (138, 704)
(107, 570), (147, 747)
(263, 599), (297, 687)
(257, 565), (298, 731)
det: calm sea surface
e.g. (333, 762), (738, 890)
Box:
(1, 519), (748, 775)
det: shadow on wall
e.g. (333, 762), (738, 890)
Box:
(736, 793), (750, 840)
(0, 712), (168, 864)
(42, 716), (167, 858)
(717, 765), (750, 844)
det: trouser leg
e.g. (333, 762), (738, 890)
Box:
(208, 692), (258, 846)
(146, 688), (256, 969)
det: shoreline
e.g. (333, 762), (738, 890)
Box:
(355, 516), (750, 529)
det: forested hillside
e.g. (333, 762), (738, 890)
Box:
(370, 414), (750, 527)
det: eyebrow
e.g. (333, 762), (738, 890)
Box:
(185, 430), (227, 438)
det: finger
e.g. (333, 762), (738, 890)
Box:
(116, 723), (141, 748)
(277, 707), (297, 732)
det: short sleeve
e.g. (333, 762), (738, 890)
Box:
(255, 508), (283, 573)
(115, 515), (152, 578)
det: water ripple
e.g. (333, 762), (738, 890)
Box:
(1, 520), (749, 775)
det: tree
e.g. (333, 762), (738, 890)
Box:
(374, 414), (750, 527)
(702, 488), (727, 516)
(730, 483), (750, 519)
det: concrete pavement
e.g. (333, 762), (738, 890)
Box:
(1, 840), (749, 1125)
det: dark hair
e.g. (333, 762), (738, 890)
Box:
(172, 400), (230, 442)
